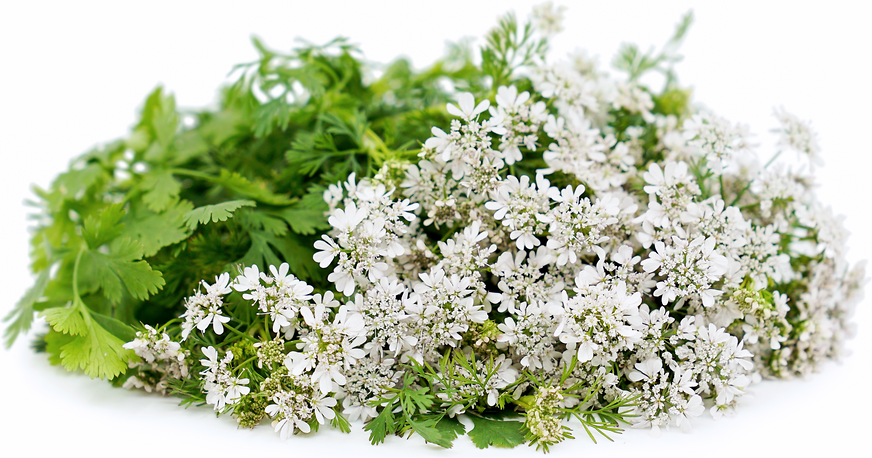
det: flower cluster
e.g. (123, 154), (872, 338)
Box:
(180, 273), (233, 340)
(115, 4), (865, 450)
(200, 346), (250, 411)
(122, 325), (189, 394)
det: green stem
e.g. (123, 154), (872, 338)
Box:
(729, 151), (782, 207)
(169, 168), (213, 180)
(764, 150), (783, 169)
(158, 318), (180, 333)
(263, 315), (271, 339)
(729, 184), (751, 207)
(224, 323), (256, 342)
(236, 355), (258, 370)
(72, 248), (85, 299)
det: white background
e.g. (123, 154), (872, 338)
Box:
(1, 1), (870, 457)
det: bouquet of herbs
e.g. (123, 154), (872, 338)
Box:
(5, 3), (866, 452)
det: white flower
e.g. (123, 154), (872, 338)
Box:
(643, 236), (728, 307)
(180, 274), (233, 340)
(629, 357), (663, 383)
(285, 302), (367, 394)
(542, 184), (619, 266)
(424, 127), (456, 161)
(328, 201), (367, 232)
(531, 1), (567, 36)
(485, 174), (551, 250)
(773, 106), (823, 169)
(198, 347), (248, 411)
(447, 92), (490, 121)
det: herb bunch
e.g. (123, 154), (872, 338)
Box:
(4, 2), (866, 452)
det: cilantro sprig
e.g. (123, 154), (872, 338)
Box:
(3, 34), (477, 373)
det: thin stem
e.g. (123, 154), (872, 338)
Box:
(224, 323), (256, 342)
(72, 248), (85, 299)
(157, 318), (181, 333)
(263, 315), (271, 340)
(729, 150), (783, 207)
(764, 150), (783, 169)
(236, 355), (258, 370)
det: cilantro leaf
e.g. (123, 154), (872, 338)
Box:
(80, 238), (165, 302)
(52, 163), (108, 201)
(237, 231), (319, 280)
(241, 210), (289, 236)
(3, 267), (51, 348)
(214, 169), (296, 206)
(140, 170), (181, 212)
(56, 325), (132, 379)
(41, 296), (133, 380)
(184, 199), (256, 230)
(82, 203), (126, 249)
(139, 87), (179, 154)
(91, 311), (137, 342)
(121, 200), (193, 256)
(365, 402), (397, 445)
(409, 417), (453, 448)
(431, 416), (467, 442)
(330, 408), (352, 434)
(467, 414), (526, 449)
(41, 297), (89, 336)
(272, 206), (329, 235)
(170, 130), (209, 165)
(45, 330), (75, 366)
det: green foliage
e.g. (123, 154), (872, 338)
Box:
(140, 170), (181, 212)
(82, 203), (126, 249)
(80, 238), (165, 303)
(613, 10), (693, 86)
(467, 414), (526, 449)
(364, 357), (534, 450)
(3, 268), (51, 348)
(481, 12), (547, 89)
(365, 370), (447, 446)
(120, 200), (193, 257)
(42, 291), (134, 379)
(184, 200), (257, 230)
(7, 28), (493, 378)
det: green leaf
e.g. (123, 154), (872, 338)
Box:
(56, 319), (132, 379)
(170, 130), (209, 165)
(53, 164), (108, 201)
(365, 402), (397, 445)
(237, 231), (319, 280)
(272, 206), (329, 235)
(140, 170), (181, 212)
(467, 414), (525, 449)
(184, 199), (256, 230)
(42, 297), (90, 336)
(121, 200), (193, 256)
(330, 408), (352, 434)
(214, 169), (296, 206)
(80, 238), (165, 302)
(139, 87), (179, 151)
(45, 330), (76, 365)
(254, 98), (292, 138)
(409, 417), (453, 448)
(3, 268), (51, 347)
(91, 311), (136, 342)
(242, 210), (288, 236)
(404, 386), (436, 412)
(432, 416), (467, 442)
(42, 295), (133, 380)
(82, 203), (126, 249)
